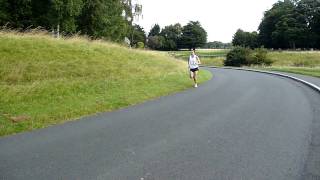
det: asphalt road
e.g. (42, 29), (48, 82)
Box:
(1, 68), (320, 180)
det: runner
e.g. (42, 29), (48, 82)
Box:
(188, 49), (201, 88)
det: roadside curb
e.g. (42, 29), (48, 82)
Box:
(202, 65), (320, 94)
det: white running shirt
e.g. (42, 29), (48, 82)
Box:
(189, 55), (199, 69)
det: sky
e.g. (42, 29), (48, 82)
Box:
(136, 0), (279, 43)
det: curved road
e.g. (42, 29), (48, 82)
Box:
(1, 68), (320, 180)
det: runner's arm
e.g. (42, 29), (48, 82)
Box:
(197, 56), (201, 65)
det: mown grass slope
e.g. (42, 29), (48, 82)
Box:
(0, 32), (212, 136)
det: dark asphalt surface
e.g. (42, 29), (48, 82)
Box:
(1, 68), (320, 180)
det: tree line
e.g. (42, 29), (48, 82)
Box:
(0, 0), (140, 43)
(0, 1), (209, 50)
(203, 41), (232, 49)
(146, 21), (207, 50)
(233, 0), (320, 49)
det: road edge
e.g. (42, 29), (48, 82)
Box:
(202, 66), (320, 94)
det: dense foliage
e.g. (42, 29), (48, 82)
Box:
(225, 47), (272, 67)
(203, 41), (232, 49)
(232, 0), (320, 49)
(147, 21), (207, 51)
(232, 29), (258, 49)
(0, 0), (144, 43)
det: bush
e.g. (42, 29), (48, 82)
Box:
(224, 46), (251, 67)
(248, 48), (273, 66)
(137, 42), (144, 49)
(147, 36), (164, 50)
(225, 47), (273, 67)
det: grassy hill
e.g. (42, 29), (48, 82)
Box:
(0, 31), (212, 136)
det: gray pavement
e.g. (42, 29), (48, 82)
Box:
(0, 68), (320, 180)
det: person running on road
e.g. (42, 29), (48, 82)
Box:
(189, 49), (201, 88)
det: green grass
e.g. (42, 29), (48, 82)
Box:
(268, 51), (320, 67)
(254, 51), (320, 78)
(200, 57), (225, 67)
(170, 50), (320, 78)
(255, 66), (320, 78)
(0, 32), (212, 136)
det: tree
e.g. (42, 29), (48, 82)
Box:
(131, 24), (146, 47)
(297, 0), (320, 48)
(0, 0), (33, 28)
(30, 0), (52, 28)
(258, 0), (310, 49)
(147, 35), (165, 50)
(0, 0), (136, 42)
(179, 21), (207, 49)
(258, 0), (296, 48)
(47, 0), (84, 33)
(203, 41), (232, 49)
(271, 13), (307, 49)
(78, 0), (128, 41)
(148, 24), (160, 37)
(0, 0), (9, 25)
(159, 23), (182, 50)
(232, 29), (258, 49)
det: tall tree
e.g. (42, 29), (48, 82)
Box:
(232, 29), (258, 48)
(131, 24), (146, 46)
(179, 21), (207, 49)
(297, 0), (320, 48)
(1, 0), (33, 28)
(258, 0), (296, 48)
(258, 0), (311, 49)
(78, 0), (128, 41)
(160, 23), (182, 50)
(0, 0), (9, 25)
(45, 0), (84, 33)
(148, 24), (160, 37)
(147, 35), (165, 50)
(271, 12), (307, 49)
(30, 0), (52, 28)
(204, 41), (232, 49)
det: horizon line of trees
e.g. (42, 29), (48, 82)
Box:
(203, 41), (232, 49)
(0, 0), (209, 50)
(0, 0), (143, 45)
(232, 0), (320, 50)
(146, 21), (207, 50)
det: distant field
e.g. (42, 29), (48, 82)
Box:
(257, 51), (320, 77)
(170, 49), (320, 77)
(268, 51), (320, 67)
(0, 32), (212, 136)
(169, 49), (229, 67)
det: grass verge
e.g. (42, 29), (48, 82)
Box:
(0, 32), (212, 136)
(254, 51), (320, 78)
(253, 66), (320, 78)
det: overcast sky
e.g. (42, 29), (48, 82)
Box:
(136, 0), (279, 43)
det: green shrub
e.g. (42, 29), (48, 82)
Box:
(248, 48), (273, 66)
(225, 47), (273, 67)
(224, 46), (251, 67)
(137, 42), (144, 49)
